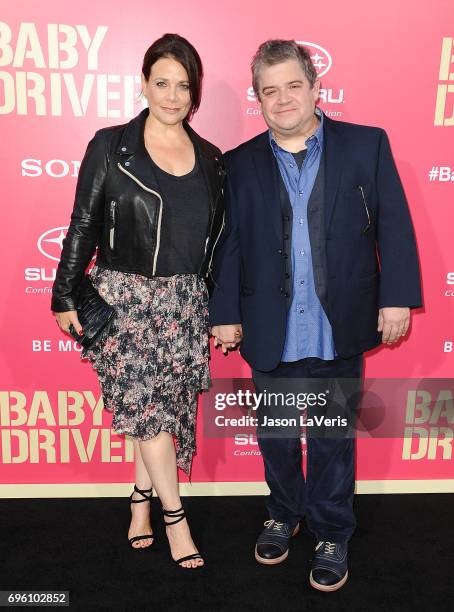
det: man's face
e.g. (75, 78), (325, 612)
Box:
(257, 59), (320, 135)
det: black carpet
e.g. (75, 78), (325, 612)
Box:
(1, 494), (453, 611)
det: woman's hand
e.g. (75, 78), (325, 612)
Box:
(54, 310), (83, 336)
(211, 324), (242, 354)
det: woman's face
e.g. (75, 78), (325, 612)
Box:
(141, 56), (192, 126)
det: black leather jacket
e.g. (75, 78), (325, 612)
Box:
(51, 109), (225, 312)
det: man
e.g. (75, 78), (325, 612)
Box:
(209, 39), (421, 592)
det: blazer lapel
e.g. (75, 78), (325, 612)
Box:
(322, 115), (345, 232)
(252, 133), (283, 246)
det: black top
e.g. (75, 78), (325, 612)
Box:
(292, 149), (308, 170)
(149, 154), (210, 276)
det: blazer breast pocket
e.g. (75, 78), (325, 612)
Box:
(337, 184), (375, 235)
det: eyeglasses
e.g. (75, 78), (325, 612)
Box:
(358, 185), (371, 234)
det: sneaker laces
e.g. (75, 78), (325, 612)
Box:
(316, 541), (336, 555)
(264, 519), (284, 532)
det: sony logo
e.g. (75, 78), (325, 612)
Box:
(21, 159), (80, 178)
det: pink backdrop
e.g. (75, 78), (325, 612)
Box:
(1, 0), (453, 489)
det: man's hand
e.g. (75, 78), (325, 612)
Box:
(211, 324), (243, 355)
(377, 307), (410, 344)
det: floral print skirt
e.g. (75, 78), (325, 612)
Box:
(82, 265), (211, 474)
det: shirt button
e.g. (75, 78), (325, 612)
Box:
(298, 190), (303, 196)
(300, 308), (304, 314)
(300, 280), (305, 285)
(125, 161), (130, 166)
(121, 146), (127, 152)
(300, 250), (305, 256)
(289, 163), (294, 168)
(299, 218), (304, 225)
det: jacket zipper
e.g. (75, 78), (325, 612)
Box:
(204, 188), (222, 256)
(358, 185), (371, 233)
(207, 210), (225, 276)
(109, 200), (116, 249)
(117, 163), (163, 274)
(201, 170), (225, 276)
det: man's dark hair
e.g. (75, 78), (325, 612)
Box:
(251, 39), (318, 99)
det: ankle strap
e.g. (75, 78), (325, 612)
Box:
(162, 506), (185, 526)
(130, 484), (153, 503)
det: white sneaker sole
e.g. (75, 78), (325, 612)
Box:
(254, 524), (300, 565)
(310, 570), (348, 592)
(255, 547), (289, 565)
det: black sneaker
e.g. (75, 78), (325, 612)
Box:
(310, 541), (348, 591)
(254, 519), (300, 565)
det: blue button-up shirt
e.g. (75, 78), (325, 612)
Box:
(269, 109), (337, 361)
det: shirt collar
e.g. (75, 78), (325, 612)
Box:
(269, 107), (324, 154)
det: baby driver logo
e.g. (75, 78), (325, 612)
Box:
(0, 21), (143, 117)
(0, 390), (133, 464)
(434, 37), (454, 126)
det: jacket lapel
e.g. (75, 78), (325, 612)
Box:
(252, 132), (282, 245)
(116, 110), (223, 212)
(185, 124), (216, 211)
(322, 115), (345, 232)
(116, 108), (161, 191)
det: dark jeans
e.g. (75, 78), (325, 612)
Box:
(252, 354), (364, 543)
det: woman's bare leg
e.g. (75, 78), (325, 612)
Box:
(139, 432), (203, 568)
(128, 438), (153, 548)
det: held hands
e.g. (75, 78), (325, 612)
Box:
(54, 310), (83, 336)
(211, 324), (243, 355)
(211, 309), (410, 353)
(378, 307), (410, 344)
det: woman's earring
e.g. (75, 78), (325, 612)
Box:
(137, 90), (147, 105)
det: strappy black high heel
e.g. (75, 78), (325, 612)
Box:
(162, 506), (204, 568)
(128, 485), (154, 549)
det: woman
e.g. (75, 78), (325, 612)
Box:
(51, 33), (225, 569)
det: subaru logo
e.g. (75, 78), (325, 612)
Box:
(297, 41), (332, 78)
(37, 226), (68, 262)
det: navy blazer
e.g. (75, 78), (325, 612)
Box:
(209, 115), (422, 372)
